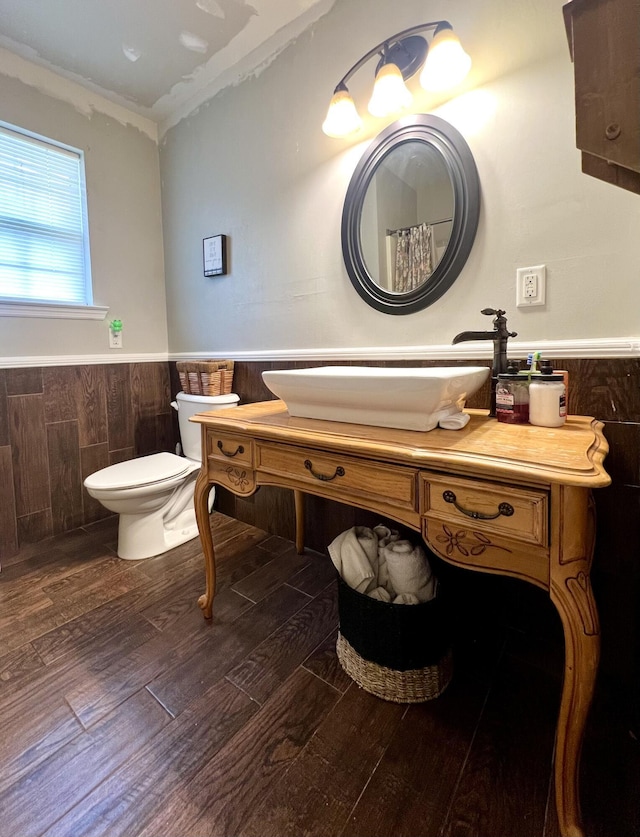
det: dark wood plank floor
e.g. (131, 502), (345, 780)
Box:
(1, 512), (638, 837)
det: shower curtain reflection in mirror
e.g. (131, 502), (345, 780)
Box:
(390, 222), (434, 292)
(358, 137), (455, 295)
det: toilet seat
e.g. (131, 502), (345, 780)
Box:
(84, 452), (192, 492)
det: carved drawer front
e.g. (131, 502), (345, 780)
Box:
(206, 431), (254, 467)
(421, 473), (548, 547)
(258, 443), (418, 511)
(208, 459), (256, 495)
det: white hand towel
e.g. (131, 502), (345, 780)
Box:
(373, 524), (399, 591)
(438, 411), (470, 430)
(393, 592), (420, 605)
(368, 586), (392, 602)
(328, 526), (378, 593)
(373, 524), (399, 547)
(382, 540), (436, 602)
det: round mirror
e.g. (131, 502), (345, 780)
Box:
(342, 114), (480, 314)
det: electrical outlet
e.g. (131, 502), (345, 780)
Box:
(524, 274), (537, 298)
(516, 264), (546, 307)
(109, 330), (123, 349)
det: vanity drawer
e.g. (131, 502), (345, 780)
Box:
(421, 473), (548, 547)
(206, 430), (254, 467)
(258, 443), (418, 511)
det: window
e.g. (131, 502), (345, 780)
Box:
(0, 121), (95, 313)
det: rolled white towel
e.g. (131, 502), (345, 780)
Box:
(393, 592), (420, 605)
(328, 526), (378, 593)
(382, 540), (436, 602)
(373, 524), (399, 591)
(368, 586), (392, 602)
(373, 524), (399, 547)
(438, 411), (470, 430)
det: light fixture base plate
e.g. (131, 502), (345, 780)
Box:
(375, 35), (428, 81)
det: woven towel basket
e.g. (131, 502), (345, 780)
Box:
(337, 633), (453, 703)
(336, 576), (452, 703)
(176, 360), (234, 396)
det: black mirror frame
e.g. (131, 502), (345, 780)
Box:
(341, 114), (480, 315)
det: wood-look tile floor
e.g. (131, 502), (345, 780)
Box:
(0, 512), (637, 837)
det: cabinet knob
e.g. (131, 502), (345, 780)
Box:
(605, 123), (621, 141)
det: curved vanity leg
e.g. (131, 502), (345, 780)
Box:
(194, 467), (216, 619)
(294, 489), (305, 554)
(549, 564), (600, 837)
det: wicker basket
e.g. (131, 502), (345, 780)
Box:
(337, 633), (453, 703)
(336, 576), (452, 703)
(176, 360), (234, 396)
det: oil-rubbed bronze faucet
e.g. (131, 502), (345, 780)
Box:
(452, 308), (517, 417)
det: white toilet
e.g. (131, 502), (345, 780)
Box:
(84, 391), (239, 560)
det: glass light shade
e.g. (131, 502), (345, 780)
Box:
(367, 63), (412, 118)
(419, 28), (472, 92)
(322, 88), (362, 137)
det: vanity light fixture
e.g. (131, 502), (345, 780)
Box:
(322, 21), (471, 138)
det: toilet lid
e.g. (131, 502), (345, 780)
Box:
(85, 452), (192, 491)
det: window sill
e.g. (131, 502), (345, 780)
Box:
(0, 300), (109, 320)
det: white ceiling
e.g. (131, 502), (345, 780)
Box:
(0, 0), (334, 126)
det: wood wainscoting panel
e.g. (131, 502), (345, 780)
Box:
(0, 370), (8, 448)
(131, 363), (173, 456)
(597, 418), (640, 489)
(231, 360), (279, 404)
(5, 367), (43, 396)
(8, 394), (50, 518)
(109, 447), (135, 466)
(555, 357), (640, 421)
(43, 366), (107, 447)
(106, 364), (134, 452)
(80, 443), (111, 525)
(0, 445), (18, 558)
(47, 421), (83, 535)
(16, 509), (54, 545)
(155, 411), (175, 457)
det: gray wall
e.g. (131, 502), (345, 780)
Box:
(160, 0), (640, 355)
(0, 66), (168, 360)
(2, 0), (639, 365)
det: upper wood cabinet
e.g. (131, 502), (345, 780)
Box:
(564, 0), (640, 193)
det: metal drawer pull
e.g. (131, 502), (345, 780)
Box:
(217, 440), (244, 458)
(442, 490), (514, 520)
(304, 459), (345, 482)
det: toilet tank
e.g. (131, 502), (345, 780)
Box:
(174, 392), (239, 462)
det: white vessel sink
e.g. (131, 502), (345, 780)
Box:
(262, 365), (490, 431)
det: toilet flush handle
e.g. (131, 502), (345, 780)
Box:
(170, 401), (178, 412)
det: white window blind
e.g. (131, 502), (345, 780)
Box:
(0, 122), (92, 306)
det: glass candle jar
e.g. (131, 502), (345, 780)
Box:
(496, 370), (530, 424)
(529, 375), (567, 427)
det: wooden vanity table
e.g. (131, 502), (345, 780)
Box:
(191, 401), (610, 837)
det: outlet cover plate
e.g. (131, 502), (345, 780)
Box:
(516, 264), (546, 307)
(109, 330), (123, 349)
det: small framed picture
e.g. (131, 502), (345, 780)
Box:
(203, 234), (228, 276)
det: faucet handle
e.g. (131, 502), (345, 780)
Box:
(481, 307), (505, 317)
